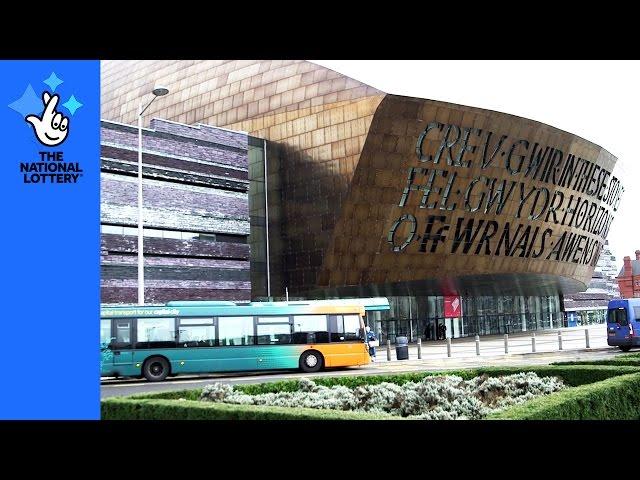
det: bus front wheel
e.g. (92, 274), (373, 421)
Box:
(300, 350), (324, 373)
(143, 356), (170, 382)
(619, 346), (632, 352)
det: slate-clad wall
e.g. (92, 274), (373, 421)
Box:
(101, 119), (251, 304)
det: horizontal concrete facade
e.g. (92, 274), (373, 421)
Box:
(101, 60), (624, 299)
(100, 119), (251, 304)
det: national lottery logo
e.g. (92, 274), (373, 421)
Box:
(8, 72), (84, 184)
(26, 92), (70, 147)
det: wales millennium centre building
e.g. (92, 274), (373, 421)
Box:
(100, 60), (624, 343)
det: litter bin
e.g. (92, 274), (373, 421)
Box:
(395, 336), (409, 360)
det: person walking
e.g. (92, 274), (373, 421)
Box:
(365, 326), (377, 362)
(424, 323), (431, 341)
(438, 323), (446, 340)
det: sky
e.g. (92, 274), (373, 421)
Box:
(313, 60), (638, 272)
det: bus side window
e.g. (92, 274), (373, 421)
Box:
(291, 331), (329, 344)
(113, 321), (132, 349)
(218, 316), (255, 347)
(178, 322), (216, 348)
(343, 315), (361, 340)
(256, 317), (291, 345)
(292, 315), (329, 344)
(291, 332), (307, 344)
(100, 319), (112, 348)
(328, 315), (344, 341)
(313, 332), (329, 343)
(329, 315), (361, 341)
(135, 317), (176, 349)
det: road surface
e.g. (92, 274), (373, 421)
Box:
(102, 324), (626, 398)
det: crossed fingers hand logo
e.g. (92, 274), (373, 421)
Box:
(25, 92), (69, 147)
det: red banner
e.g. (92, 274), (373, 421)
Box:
(444, 296), (461, 318)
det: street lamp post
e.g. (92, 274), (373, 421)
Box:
(137, 86), (170, 305)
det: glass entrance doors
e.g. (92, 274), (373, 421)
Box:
(444, 318), (461, 339)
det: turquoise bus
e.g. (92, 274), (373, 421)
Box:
(607, 298), (640, 352)
(100, 298), (390, 382)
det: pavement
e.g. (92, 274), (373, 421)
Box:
(371, 323), (608, 362)
(101, 323), (625, 399)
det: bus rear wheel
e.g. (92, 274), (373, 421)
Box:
(619, 346), (632, 352)
(143, 356), (170, 382)
(300, 350), (323, 373)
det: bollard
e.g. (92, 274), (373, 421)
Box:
(585, 328), (590, 349)
(417, 338), (422, 359)
(387, 339), (391, 361)
(475, 335), (480, 356)
(558, 330), (563, 350)
(531, 332), (536, 353)
(504, 334), (509, 354)
(446, 337), (452, 358)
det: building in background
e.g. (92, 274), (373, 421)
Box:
(101, 60), (624, 342)
(617, 250), (640, 299)
(562, 241), (620, 326)
(100, 118), (267, 303)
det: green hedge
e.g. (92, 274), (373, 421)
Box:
(229, 365), (635, 394)
(621, 352), (640, 358)
(474, 365), (640, 386)
(129, 370), (481, 401)
(553, 358), (640, 367)
(235, 369), (480, 394)
(127, 364), (637, 401)
(101, 397), (395, 420)
(104, 365), (640, 419)
(489, 372), (640, 420)
(130, 389), (202, 401)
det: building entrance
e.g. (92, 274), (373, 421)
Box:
(370, 295), (562, 344)
(445, 317), (461, 338)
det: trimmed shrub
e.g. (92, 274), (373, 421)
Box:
(231, 365), (640, 394)
(103, 365), (640, 420)
(130, 389), (202, 401)
(552, 359), (640, 367)
(233, 370), (481, 395)
(134, 365), (637, 402)
(475, 365), (640, 386)
(101, 397), (394, 420)
(199, 373), (566, 419)
(489, 373), (640, 420)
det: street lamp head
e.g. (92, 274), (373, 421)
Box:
(152, 86), (169, 96)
